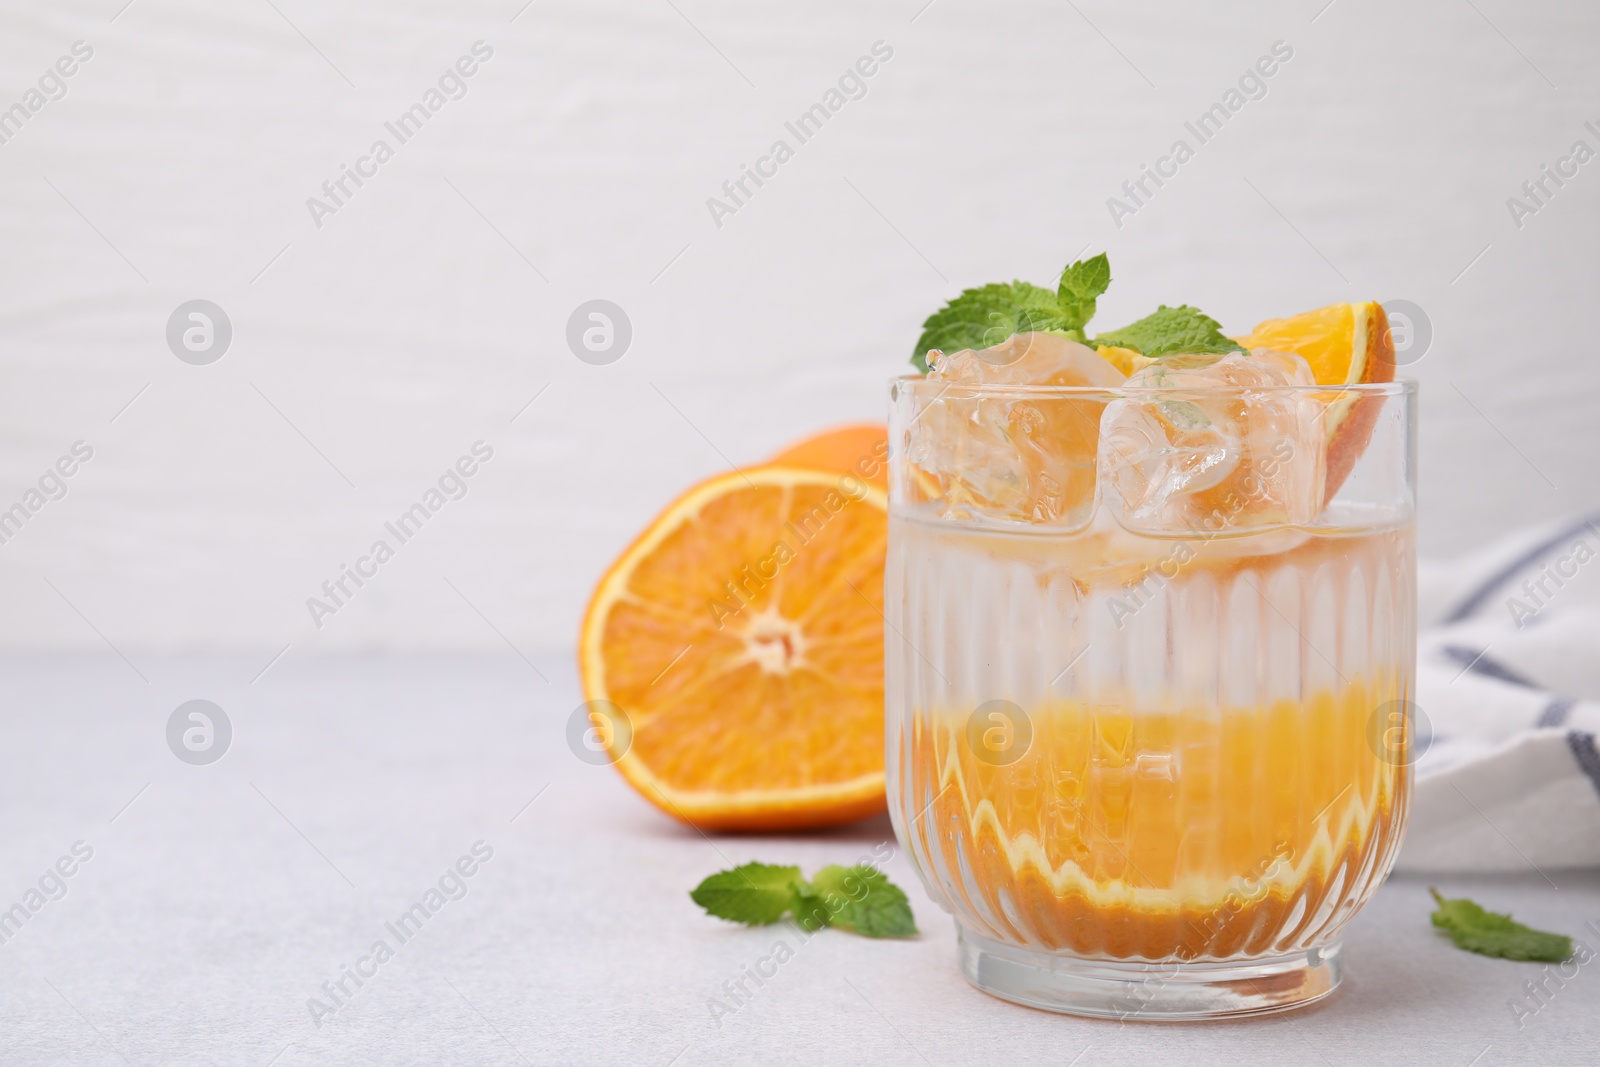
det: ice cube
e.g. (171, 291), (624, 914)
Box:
(930, 331), (1127, 389)
(1097, 348), (1327, 535)
(910, 333), (1125, 526)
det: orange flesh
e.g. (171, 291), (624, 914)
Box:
(1240, 302), (1362, 386)
(1238, 301), (1396, 501)
(582, 469), (889, 829)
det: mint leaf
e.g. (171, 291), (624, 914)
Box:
(812, 865), (918, 938)
(691, 862), (918, 938)
(690, 863), (802, 926)
(1056, 253), (1111, 333)
(1091, 304), (1243, 360)
(790, 879), (831, 933)
(911, 281), (1071, 373)
(1429, 889), (1573, 963)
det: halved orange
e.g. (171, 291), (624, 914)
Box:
(1238, 301), (1395, 499)
(767, 424), (889, 489)
(579, 466), (888, 830)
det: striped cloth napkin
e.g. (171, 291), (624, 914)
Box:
(1398, 511), (1600, 872)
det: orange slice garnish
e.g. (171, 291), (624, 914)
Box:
(1239, 301), (1395, 499)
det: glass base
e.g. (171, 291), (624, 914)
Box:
(957, 926), (1342, 1021)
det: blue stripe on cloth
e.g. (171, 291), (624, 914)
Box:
(1444, 513), (1600, 624)
(1567, 732), (1600, 803)
(1538, 697), (1576, 729)
(1440, 645), (1540, 689)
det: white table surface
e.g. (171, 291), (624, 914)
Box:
(2, 653), (1595, 1066)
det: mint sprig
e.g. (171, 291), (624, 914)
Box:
(1429, 889), (1573, 963)
(691, 862), (917, 939)
(911, 252), (1239, 370)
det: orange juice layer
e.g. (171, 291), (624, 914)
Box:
(903, 676), (1409, 960)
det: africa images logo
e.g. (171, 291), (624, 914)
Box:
(305, 442), (494, 629)
(704, 41), (894, 229)
(305, 842), (494, 1028)
(0, 41), (94, 148)
(305, 41), (494, 229)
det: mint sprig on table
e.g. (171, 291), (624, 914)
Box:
(911, 252), (1243, 372)
(691, 862), (917, 938)
(1430, 889), (1573, 963)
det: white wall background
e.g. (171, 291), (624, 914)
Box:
(0, 0), (1595, 655)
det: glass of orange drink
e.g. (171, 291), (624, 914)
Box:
(885, 331), (1416, 1019)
